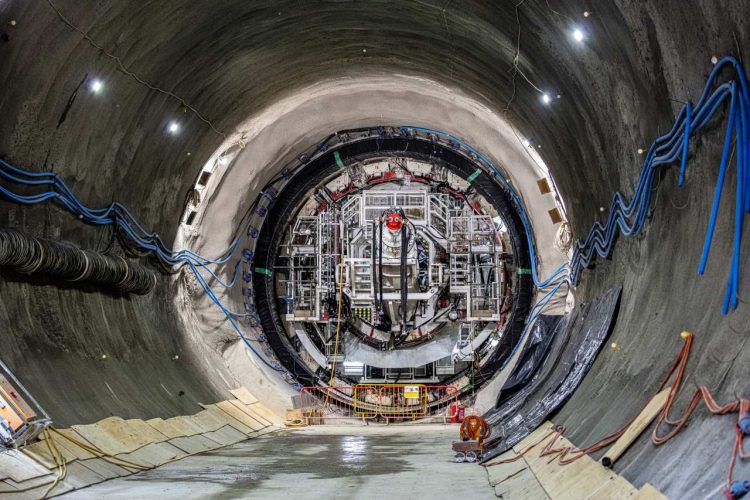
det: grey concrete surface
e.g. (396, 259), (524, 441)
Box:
(61, 425), (493, 500)
(0, 0), (749, 497)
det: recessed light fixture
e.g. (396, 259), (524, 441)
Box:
(90, 79), (103, 93)
(168, 121), (180, 134)
(522, 139), (531, 148)
(573, 28), (585, 42)
(542, 93), (552, 104)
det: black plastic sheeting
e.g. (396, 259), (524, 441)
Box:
(495, 314), (562, 407)
(481, 285), (622, 462)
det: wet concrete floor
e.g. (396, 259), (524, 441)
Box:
(62, 424), (494, 499)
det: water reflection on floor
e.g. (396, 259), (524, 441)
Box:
(62, 425), (494, 499)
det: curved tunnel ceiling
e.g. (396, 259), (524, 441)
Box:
(1, 1), (749, 497)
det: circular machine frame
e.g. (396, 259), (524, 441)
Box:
(253, 132), (533, 395)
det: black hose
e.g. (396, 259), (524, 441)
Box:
(396, 222), (409, 346)
(372, 219), (378, 315)
(0, 227), (156, 294)
(378, 219), (384, 315)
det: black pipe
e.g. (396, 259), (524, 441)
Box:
(397, 222), (409, 346)
(0, 227), (156, 295)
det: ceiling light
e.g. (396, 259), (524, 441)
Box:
(542, 93), (551, 104)
(90, 79), (103, 93)
(573, 28), (585, 42)
(522, 139), (531, 148)
(167, 121), (180, 134)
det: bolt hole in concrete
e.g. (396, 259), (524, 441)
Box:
(61, 425), (493, 499)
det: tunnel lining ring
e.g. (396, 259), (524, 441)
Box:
(252, 131), (533, 393)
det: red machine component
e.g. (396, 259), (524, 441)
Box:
(450, 403), (466, 423)
(385, 210), (404, 231)
(469, 199), (483, 214)
(329, 182), (357, 201)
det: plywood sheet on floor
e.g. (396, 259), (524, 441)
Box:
(145, 418), (185, 439)
(487, 421), (667, 500)
(215, 401), (265, 432)
(202, 425), (248, 447)
(78, 458), (131, 480)
(230, 386), (258, 405)
(0, 450), (52, 482)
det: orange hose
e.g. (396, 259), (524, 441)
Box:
(487, 332), (747, 487)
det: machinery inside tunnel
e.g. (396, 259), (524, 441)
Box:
(0, 1), (749, 498)
(251, 130), (534, 395)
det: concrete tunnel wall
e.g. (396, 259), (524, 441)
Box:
(0, 0), (749, 495)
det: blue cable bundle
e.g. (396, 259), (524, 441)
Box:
(405, 56), (750, 317)
(0, 158), (282, 371)
(569, 57), (750, 315)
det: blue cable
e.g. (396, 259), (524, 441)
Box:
(403, 57), (749, 318)
(0, 57), (748, 380)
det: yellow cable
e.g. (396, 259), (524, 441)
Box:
(322, 256), (346, 409)
(48, 427), (150, 471)
(8, 428), (67, 497)
(40, 427), (66, 499)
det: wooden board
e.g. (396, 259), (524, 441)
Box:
(634, 483), (668, 500)
(230, 387), (258, 405)
(168, 435), (216, 455)
(522, 434), (633, 500)
(215, 401), (264, 432)
(42, 429), (97, 461)
(56, 460), (107, 491)
(123, 419), (171, 444)
(145, 418), (185, 439)
(242, 402), (280, 426)
(495, 421), (667, 500)
(200, 405), (254, 434)
(2, 473), (62, 498)
(20, 443), (59, 470)
(78, 458), (132, 480)
(602, 388), (671, 466)
(512, 421), (554, 452)
(0, 449), (53, 482)
(6, 460), (106, 498)
(202, 425), (248, 447)
(165, 416), (207, 436)
(485, 458), (528, 487)
(227, 400), (268, 430)
(0, 480), (19, 493)
(117, 442), (184, 468)
(493, 464), (551, 500)
(95, 417), (171, 451)
(188, 410), (227, 433)
(71, 420), (133, 456)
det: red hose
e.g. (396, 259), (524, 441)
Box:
(484, 333), (748, 490)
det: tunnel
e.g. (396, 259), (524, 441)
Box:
(0, 1), (749, 498)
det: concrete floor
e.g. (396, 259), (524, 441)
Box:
(61, 425), (494, 499)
